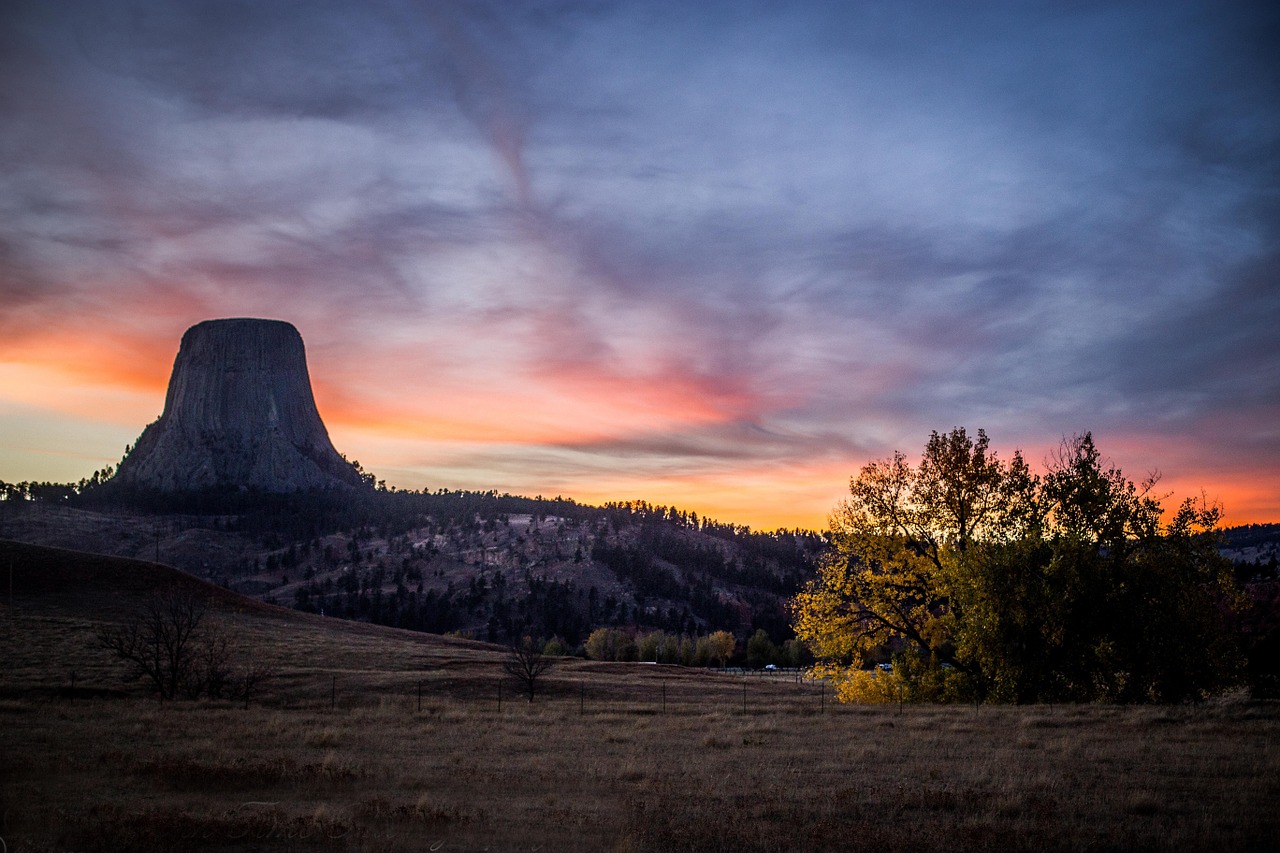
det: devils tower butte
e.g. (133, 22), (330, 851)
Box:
(113, 319), (366, 492)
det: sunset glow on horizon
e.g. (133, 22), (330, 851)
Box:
(2, 1), (1277, 531)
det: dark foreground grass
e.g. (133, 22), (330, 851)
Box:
(3, 695), (1278, 852)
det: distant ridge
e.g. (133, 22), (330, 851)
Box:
(112, 319), (365, 493)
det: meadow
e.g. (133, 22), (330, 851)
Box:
(5, 689), (1279, 852)
(2, 539), (1279, 851)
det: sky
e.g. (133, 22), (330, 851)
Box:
(1, 0), (1277, 531)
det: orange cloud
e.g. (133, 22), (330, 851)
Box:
(1096, 427), (1280, 526)
(0, 323), (181, 426)
(309, 333), (776, 449)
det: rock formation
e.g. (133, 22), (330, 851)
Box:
(112, 318), (367, 493)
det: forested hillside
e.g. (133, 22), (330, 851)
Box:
(4, 475), (1275, 678)
(1223, 523), (1280, 581)
(0, 485), (823, 655)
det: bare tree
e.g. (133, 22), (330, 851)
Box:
(503, 636), (556, 703)
(98, 584), (219, 700)
(186, 622), (233, 699)
(232, 657), (278, 709)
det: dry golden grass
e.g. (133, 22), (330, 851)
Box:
(4, 696), (1279, 852)
(3, 539), (1280, 851)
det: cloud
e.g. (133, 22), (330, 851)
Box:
(2, 0), (1277, 525)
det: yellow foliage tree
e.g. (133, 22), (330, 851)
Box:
(793, 429), (1016, 693)
(705, 630), (736, 668)
(793, 429), (1240, 704)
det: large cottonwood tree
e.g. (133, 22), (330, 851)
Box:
(793, 429), (1241, 703)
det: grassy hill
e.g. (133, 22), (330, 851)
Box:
(0, 537), (796, 706)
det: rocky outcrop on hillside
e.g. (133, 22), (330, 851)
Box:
(112, 318), (365, 493)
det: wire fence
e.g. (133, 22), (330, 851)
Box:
(278, 667), (836, 717)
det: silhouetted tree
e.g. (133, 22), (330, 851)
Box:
(98, 584), (216, 700)
(503, 635), (556, 703)
(233, 657), (278, 709)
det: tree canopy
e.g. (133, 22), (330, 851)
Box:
(792, 428), (1241, 704)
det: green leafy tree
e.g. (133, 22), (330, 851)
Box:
(584, 627), (614, 660)
(781, 638), (807, 668)
(679, 635), (697, 666)
(542, 636), (570, 657)
(746, 629), (779, 668)
(638, 630), (662, 662)
(657, 633), (682, 664)
(584, 627), (636, 661)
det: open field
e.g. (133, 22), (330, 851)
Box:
(3, 539), (1279, 851)
(5, 693), (1279, 852)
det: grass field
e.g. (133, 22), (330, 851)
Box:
(3, 539), (1279, 852)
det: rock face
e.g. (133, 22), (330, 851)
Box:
(113, 318), (366, 493)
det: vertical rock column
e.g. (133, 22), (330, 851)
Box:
(113, 318), (365, 492)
